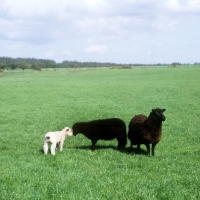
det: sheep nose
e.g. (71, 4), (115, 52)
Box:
(162, 116), (166, 121)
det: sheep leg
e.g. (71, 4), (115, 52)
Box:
(136, 144), (141, 154)
(91, 139), (98, 151)
(43, 142), (48, 155)
(59, 140), (64, 152)
(50, 143), (57, 155)
(152, 143), (156, 156)
(145, 143), (150, 156)
(130, 141), (133, 150)
(117, 135), (126, 149)
(117, 141), (123, 149)
(55, 143), (59, 150)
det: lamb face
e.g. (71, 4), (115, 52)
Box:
(63, 127), (73, 136)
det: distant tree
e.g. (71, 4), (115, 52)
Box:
(31, 63), (38, 70)
(171, 62), (181, 68)
(5, 59), (12, 68)
(31, 64), (41, 71)
(19, 61), (29, 72)
(0, 63), (5, 69)
(171, 62), (177, 68)
(43, 60), (56, 68)
(10, 63), (18, 70)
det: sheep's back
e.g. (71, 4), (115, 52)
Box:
(91, 118), (126, 140)
(128, 114), (147, 144)
(129, 114), (147, 126)
(128, 114), (162, 144)
(75, 118), (126, 140)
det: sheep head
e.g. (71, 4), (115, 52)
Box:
(151, 108), (166, 121)
(72, 123), (78, 136)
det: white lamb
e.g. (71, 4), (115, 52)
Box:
(43, 127), (73, 155)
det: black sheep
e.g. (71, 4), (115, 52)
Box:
(72, 118), (127, 150)
(128, 108), (166, 156)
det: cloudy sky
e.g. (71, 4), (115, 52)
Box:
(0, 0), (200, 64)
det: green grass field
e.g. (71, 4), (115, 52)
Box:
(0, 66), (200, 199)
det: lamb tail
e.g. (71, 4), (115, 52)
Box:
(44, 136), (50, 142)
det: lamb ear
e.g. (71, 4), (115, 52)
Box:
(162, 109), (166, 112)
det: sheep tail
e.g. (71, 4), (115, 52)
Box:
(44, 136), (50, 142)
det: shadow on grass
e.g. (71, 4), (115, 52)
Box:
(72, 145), (116, 151)
(39, 145), (148, 156)
(39, 148), (58, 154)
(119, 146), (148, 156)
(39, 149), (44, 154)
(71, 145), (148, 155)
(39, 143), (62, 154)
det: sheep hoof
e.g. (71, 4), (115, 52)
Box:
(90, 147), (95, 151)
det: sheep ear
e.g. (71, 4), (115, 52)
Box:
(155, 110), (159, 116)
(162, 109), (166, 112)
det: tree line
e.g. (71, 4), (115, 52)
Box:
(0, 56), (198, 72)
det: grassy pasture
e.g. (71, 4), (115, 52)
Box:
(0, 66), (200, 199)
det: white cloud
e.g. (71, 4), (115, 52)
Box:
(60, 50), (73, 57)
(84, 45), (108, 54)
(156, 43), (163, 47)
(164, 0), (200, 13)
(147, 51), (154, 57)
(0, 0), (199, 63)
(151, 14), (179, 32)
(4, 43), (21, 50)
(45, 51), (55, 58)
(0, 0), (190, 46)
